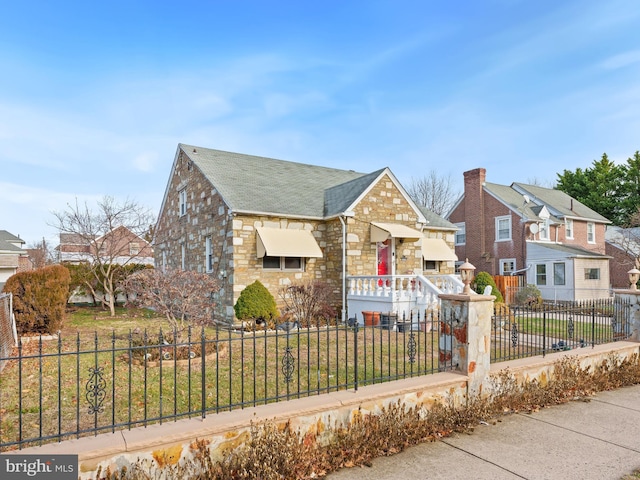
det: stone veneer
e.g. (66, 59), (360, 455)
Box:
(18, 292), (640, 479)
(155, 155), (456, 323)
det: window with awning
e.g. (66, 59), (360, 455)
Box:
(370, 222), (422, 243)
(421, 238), (458, 261)
(255, 227), (323, 258)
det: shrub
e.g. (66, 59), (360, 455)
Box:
(473, 271), (504, 303)
(515, 284), (543, 307)
(3, 264), (71, 334)
(279, 280), (337, 326)
(234, 280), (278, 321)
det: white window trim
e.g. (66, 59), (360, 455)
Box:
(179, 188), (187, 217)
(181, 243), (186, 270)
(587, 222), (595, 244)
(455, 222), (466, 246)
(565, 219), (574, 239)
(495, 216), (512, 242)
(500, 258), (516, 275)
(553, 262), (566, 285)
(539, 219), (550, 241)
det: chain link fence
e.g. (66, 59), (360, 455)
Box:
(0, 293), (17, 372)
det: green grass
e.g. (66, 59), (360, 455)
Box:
(0, 306), (441, 450)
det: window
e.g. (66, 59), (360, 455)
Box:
(263, 256), (304, 271)
(500, 259), (516, 275)
(455, 261), (464, 273)
(495, 216), (511, 241)
(179, 188), (187, 216)
(205, 236), (213, 272)
(129, 242), (140, 255)
(539, 220), (550, 241)
(587, 222), (595, 243)
(565, 219), (573, 239)
(162, 251), (167, 273)
(424, 260), (439, 272)
(553, 263), (565, 285)
(536, 264), (547, 285)
(455, 223), (466, 245)
(584, 268), (600, 280)
(181, 243), (186, 270)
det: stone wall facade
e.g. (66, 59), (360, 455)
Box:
(156, 159), (456, 323)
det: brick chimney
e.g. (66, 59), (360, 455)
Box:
(463, 168), (486, 266)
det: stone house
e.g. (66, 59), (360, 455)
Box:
(154, 144), (459, 324)
(447, 168), (612, 302)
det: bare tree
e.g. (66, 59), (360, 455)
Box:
(27, 238), (54, 268)
(406, 170), (459, 216)
(52, 196), (155, 316)
(279, 280), (336, 326)
(122, 269), (220, 338)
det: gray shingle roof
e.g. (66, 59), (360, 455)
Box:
(417, 206), (458, 230)
(483, 182), (610, 224)
(512, 183), (610, 223)
(182, 144), (373, 218)
(0, 230), (25, 253)
(532, 242), (610, 258)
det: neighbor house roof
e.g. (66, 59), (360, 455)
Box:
(481, 182), (610, 224)
(529, 242), (611, 259)
(0, 230), (25, 253)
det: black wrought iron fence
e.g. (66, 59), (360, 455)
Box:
(0, 310), (448, 451)
(491, 297), (631, 362)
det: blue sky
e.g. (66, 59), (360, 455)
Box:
(2, 0), (640, 245)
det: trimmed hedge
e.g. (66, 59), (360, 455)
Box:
(234, 280), (278, 321)
(3, 264), (71, 334)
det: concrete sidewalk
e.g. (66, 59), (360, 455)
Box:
(329, 384), (640, 480)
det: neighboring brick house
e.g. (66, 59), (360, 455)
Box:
(447, 168), (612, 301)
(0, 230), (31, 291)
(606, 226), (640, 289)
(57, 226), (154, 266)
(154, 144), (459, 323)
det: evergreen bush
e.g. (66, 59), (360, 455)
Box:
(234, 280), (278, 321)
(472, 271), (504, 303)
(3, 264), (71, 334)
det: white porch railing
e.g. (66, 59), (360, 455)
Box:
(346, 274), (465, 326)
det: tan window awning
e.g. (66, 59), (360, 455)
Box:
(256, 227), (323, 258)
(422, 238), (458, 261)
(370, 222), (422, 243)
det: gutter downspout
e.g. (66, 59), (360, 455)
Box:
(339, 215), (347, 323)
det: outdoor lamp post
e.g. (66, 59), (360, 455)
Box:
(459, 258), (476, 295)
(628, 268), (640, 290)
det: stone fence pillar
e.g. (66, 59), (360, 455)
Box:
(613, 289), (640, 342)
(439, 293), (495, 396)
